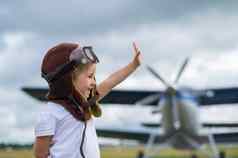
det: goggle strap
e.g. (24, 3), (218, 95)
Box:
(41, 71), (51, 83)
(42, 60), (76, 83)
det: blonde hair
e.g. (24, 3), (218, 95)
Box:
(71, 64), (86, 80)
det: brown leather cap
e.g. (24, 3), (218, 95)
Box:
(41, 42), (78, 79)
(41, 42), (78, 99)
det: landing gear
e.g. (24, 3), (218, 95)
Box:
(190, 153), (198, 158)
(144, 134), (156, 158)
(219, 150), (226, 158)
(136, 149), (145, 158)
(208, 134), (219, 158)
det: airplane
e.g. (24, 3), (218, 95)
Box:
(22, 58), (238, 158)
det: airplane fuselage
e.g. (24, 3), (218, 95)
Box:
(159, 89), (201, 149)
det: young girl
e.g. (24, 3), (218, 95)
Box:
(34, 42), (141, 158)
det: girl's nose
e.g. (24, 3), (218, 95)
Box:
(92, 79), (96, 86)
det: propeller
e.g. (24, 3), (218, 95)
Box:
(145, 58), (190, 129)
(135, 93), (160, 105)
(146, 65), (172, 88)
(173, 57), (189, 84)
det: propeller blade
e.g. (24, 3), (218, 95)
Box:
(135, 93), (160, 105)
(174, 57), (189, 84)
(146, 65), (171, 87)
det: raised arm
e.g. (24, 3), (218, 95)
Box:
(97, 42), (141, 100)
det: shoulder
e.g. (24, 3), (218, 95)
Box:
(35, 102), (70, 136)
(38, 102), (69, 120)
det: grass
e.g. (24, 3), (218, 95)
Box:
(0, 146), (238, 158)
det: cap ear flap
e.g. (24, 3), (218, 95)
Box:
(47, 73), (73, 99)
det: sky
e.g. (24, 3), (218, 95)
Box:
(1, 0), (238, 144)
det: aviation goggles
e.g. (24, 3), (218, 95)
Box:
(42, 46), (99, 83)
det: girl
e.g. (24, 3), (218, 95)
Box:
(34, 42), (141, 158)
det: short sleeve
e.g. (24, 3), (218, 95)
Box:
(35, 112), (57, 137)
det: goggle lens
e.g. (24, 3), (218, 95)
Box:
(70, 46), (99, 64)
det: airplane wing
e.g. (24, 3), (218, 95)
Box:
(197, 87), (238, 106)
(197, 127), (238, 144)
(21, 87), (161, 105)
(96, 125), (238, 146)
(96, 125), (238, 145)
(22, 87), (238, 106)
(101, 87), (238, 106)
(138, 122), (238, 144)
(213, 131), (238, 143)
(140, 122), (238, 128)
(202, 122), (238, 128)
(96, 128), (150, 142)
(22, 87), (48, 102)
(96, 126), (166, 143)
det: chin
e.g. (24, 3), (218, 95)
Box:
(84, 93), (90, 99)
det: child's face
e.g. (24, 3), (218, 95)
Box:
(72, 63), (96, 99)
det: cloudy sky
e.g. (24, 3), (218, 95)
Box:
(1, 0), (238, 144)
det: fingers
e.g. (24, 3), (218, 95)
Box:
(132, 42), (141, 66)
(133, 42), (140, 54)
(135, 51), (141, 58)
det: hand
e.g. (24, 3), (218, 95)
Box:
(132, 42), (141, 67)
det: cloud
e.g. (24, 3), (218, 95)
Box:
(1, 0), (238, 36)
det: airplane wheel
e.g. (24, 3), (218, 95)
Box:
(136, 149), (145, 158)
(219, 150), (226, 158)
(190, 153), (198, 158)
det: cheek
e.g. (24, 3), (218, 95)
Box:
(73, 76), (89, 90)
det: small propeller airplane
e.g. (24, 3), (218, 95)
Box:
(22, 58), (238, 158)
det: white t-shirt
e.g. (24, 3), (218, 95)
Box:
(35, 102), (100, 158)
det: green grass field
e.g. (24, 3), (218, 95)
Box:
(0, 146), (238, 158)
